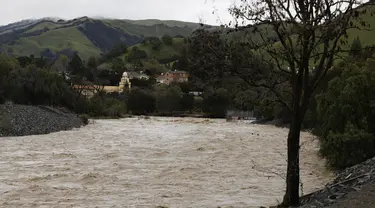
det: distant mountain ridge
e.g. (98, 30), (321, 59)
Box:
(0, 17), (206, 60)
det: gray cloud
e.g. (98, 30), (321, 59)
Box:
(0, 0), (235, 25)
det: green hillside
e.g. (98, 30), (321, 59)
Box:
(122, 19), (201, 29)
(4, 27), (100, 60)
(0, 17), (200, 60)
(103, 19), (193, 38)
(122, 38), (185, 60)
(98, 38), (187, 72)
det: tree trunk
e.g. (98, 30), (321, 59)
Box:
(282, 112), (302, 206)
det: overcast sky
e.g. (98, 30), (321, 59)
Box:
(0, 0), (236, 26)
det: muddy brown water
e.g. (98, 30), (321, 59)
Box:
(0, 117), (332, 208)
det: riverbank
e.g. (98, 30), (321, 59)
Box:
(298, 156), (375, 208)
(0, 104), (83, 137)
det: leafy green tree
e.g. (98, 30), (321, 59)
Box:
(0, 55), (19, 103)
(127, 88), (156, 114)
(162, 35), (173, 45)
(88, 94), (127, 118)
(87, 56), (99, 69)
(131, 78), (156, 89)
(111, 58), (126, 74)
(17, 56), (33, 68)
(127, 47), (148, 62)
(155, 85), (183, 112)
(5, 65), (75, 106)
(52, 54), (69, 73)
(104, 43), (128, 61)
(229, 0), (366, 204)
(202, 88), (230, 118)
(144, 37), (163, 50)
(68, 53), (86, 77)
(317, 61), (375, 168)
(180, 94), (194, 112)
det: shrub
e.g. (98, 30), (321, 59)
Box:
(88, 95), (127, 118)
(317, 60), (375, 169)
(103, 98), (127, 117)
(155, 85), (183, 112)
(127, 88), (156, 115)
(202, 88), (230, 118)
(320, 126), (375, 169)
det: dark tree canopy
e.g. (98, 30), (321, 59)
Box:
(162, 35), (174, 45)
(68, 53), (85, 77)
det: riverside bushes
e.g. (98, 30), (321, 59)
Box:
(88, 93), (127, 118)
(317, 60), (375, 169)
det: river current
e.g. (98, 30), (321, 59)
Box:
(0, 117), (332, 207)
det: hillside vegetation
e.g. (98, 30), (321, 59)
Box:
(98, 37), (187, 73)
(0, 17), (200, 60)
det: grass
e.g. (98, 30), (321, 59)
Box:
(98, 38), (186, 71)
(3, 17), (195, 60)
(27, 22), (60, 32)
(7, 27), (101, 60)
(122, 19), (200, 29)
(121, 38), (185, 61)
(104, 19), (193, 38)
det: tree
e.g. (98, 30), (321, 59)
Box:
(127, 88), (156, 114)
(349, 36), (362, 58)
(162, 35), (174, 45)
(144, 36), (163, 50)
(155, 85), (183, 112)
(229, 0), (366, 205)
(0, 55), (19, 103)
(51, 54), (69, 73)
(87, 56), (99, 69)
(317, 60), (375, 168)
(111, 58), (126, 74)
(127, 47), (148, 62)
(68, 53), (85, 77)
(104, 43), (128, 61)
(203, 88), (231, 118)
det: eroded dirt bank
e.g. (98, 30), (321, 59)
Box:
(0, 117), (332, 207)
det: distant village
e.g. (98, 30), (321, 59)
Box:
(73, 69), (191, 98)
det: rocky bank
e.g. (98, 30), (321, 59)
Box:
(299, 157), (375, 208)
(0, 104), (83, 137)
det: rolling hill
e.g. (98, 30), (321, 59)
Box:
(0, 17), (203, 60)
(98, 37), (187, 73)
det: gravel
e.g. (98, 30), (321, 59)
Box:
(0, 103), (83, 137)
(299, 157), (375, 208)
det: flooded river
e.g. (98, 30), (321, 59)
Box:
(0, 117), (332, 207)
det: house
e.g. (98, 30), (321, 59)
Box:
(156, 70), (189, 85)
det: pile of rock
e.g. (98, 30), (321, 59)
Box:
(299, 157), (375, 207)
(0, 103), (83, 137)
